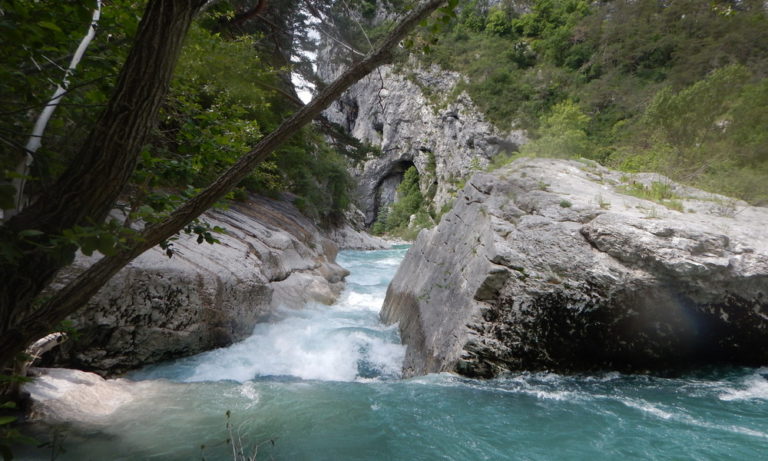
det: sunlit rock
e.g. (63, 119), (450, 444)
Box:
(319, 58), (526, 226)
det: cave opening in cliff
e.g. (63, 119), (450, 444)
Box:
(371, 160), (417, 227)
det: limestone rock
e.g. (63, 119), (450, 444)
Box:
(325, 205), (390, 250)
(325, 224), (389, 250)
(319, 57), (526, 226)
(381, 158), (768, 377)
(52, 195), (349, 375)
(22, 367), (144, 423)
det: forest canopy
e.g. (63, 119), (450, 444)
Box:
(0, 0), (360, 225)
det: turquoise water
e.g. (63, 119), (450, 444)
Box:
(21, 247), (768, 460)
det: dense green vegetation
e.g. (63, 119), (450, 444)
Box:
(0, 0), (353, 224)
(419, 0), (768, 204)
(371, 166), (433, 239)
(0, 0), (141, 197)
(144, 20), (354, 223)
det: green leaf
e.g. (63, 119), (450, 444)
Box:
(80, 236), (100, 256)
(36, 21), (62, 33)
(0, 416), (17, 425)
(96, 233), (116, 255)
(137, 205), (155, 216)
(17, 229), (44, 238)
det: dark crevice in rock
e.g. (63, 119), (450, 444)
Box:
(371, 159), (416, 225)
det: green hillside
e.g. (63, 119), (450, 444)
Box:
(418, 0), (768, 203)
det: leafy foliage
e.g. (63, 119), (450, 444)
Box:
(520, 100), (590, 158)
(1, 0), (355, 264)
(0, 399), (36, 460)
(0, 0), (142, 199)
(371, 166), (434, 238)
(141, 22), (353, 223)
(417, 0), (768, 204)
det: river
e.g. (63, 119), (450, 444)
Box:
(20, 246), (768, 460)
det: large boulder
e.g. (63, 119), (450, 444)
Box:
(51, 195), (349, 375)
(381, 158), (768, 377)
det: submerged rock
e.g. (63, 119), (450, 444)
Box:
(51, 195), (350, 375)
(381, 158), (768, 377)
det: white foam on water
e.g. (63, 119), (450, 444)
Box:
(376, 257), (404, 266)
(148, 248), (409, 384)
(338, 291), (383, 312)
(619, 394), (768, 439)
(239, 382), (260, 408)
(182, 310), (403, 382)
(523, 389), (579, 401)
(719, 373), (768, 401)
(677, 413), (768, 440)
(620, 398), (675, 420)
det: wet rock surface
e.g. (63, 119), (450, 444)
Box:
(381, 158), (768, 377)
(22, 367), (146, 423)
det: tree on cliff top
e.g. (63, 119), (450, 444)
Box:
(0, 0), (453, 374)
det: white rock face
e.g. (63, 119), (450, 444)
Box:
(326, 223), (390, 250)
(382, 158), (768, 377)
(52, 195), (350, 374)
(319, 56), (526, 226)
(23, 368), (144, 423)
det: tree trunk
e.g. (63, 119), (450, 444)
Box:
(0, 0), (207, 365)
(11, 1), (103, 215)
(0, 0), (447, 370)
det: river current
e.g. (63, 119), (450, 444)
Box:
(22, 246), (768, 460)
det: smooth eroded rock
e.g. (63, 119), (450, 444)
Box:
(381, 158), (768, 377)
(50, 195), (349, 375)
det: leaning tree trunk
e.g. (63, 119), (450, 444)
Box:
(0, 0), (448, 370)
(0, 0), (208, 365)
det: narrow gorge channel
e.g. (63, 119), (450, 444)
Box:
(20, 247), (768, 460)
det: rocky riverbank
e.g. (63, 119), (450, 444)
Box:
(382, 158), (768, 377)
(48, 195), (383, 376)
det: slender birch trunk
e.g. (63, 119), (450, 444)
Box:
(0, 0), (447, 372)
(10, 1), (103, 215)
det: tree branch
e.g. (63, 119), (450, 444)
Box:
(0, 0), (447, 368)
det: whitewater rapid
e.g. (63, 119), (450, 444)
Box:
(131, 246), (409, 383)
(19, 246), (768, 460)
